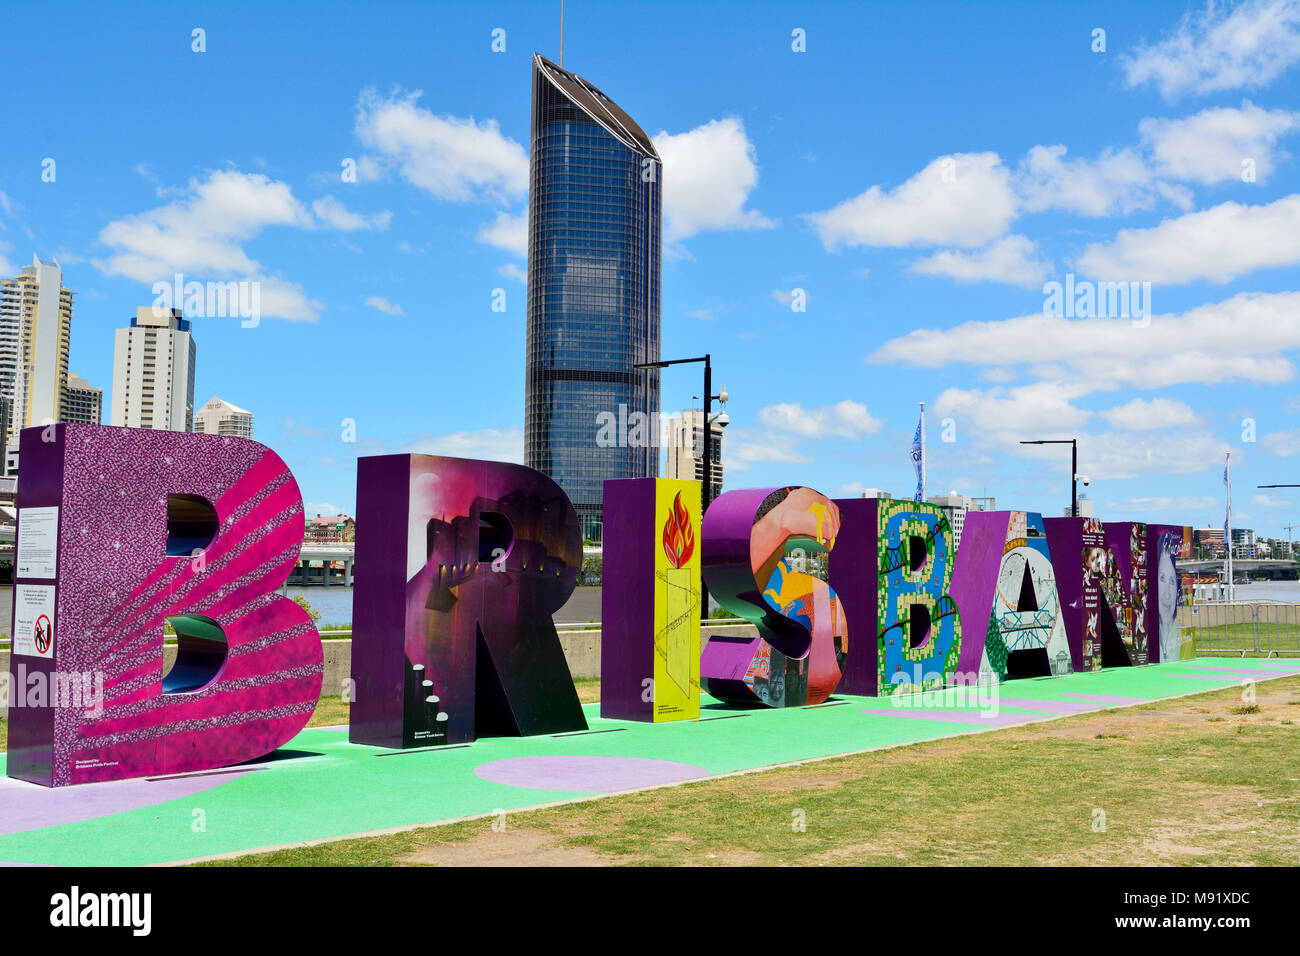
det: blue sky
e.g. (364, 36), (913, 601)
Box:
(3, 0), (1300, 537)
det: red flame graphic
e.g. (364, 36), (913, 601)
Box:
(662, 491), (695, 568)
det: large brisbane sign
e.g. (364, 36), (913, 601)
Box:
(4, 425), (1191, 787)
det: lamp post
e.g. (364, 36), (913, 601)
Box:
(634, 354), (725, 621)
(1020, 438), (1083, 517)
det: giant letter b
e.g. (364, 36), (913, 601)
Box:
(6, 425), (322, 786)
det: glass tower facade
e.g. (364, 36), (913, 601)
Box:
(525, 54), (661, 543)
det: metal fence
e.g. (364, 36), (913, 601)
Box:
(1179, 601), (1300, 655)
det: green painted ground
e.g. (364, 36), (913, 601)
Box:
(0, 657), (1294, 866)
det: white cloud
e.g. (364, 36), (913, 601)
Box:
(498, 262), (526, 283)
(93, 170), (322, 321)
(1260, 428), (1300, 456)
(869, 291), (1300, 393)
(1075, 194), (1300, 284)
(354, 87), (527, 202)
(1108, 495), (1219, 512)
(1122, 0), (1300, 99)
(304, 502), (345, 517)
(908, 235), (1050, 288)
(1140, 100), (1300, 184)
(1099, 397), (1201, 430)
(1253, 491), (1292, 507)
(932, 386), (1229, 480)
(933, 382), (1094, 436)
(652, 117), (775, 244)
(365, 295), (404, 316)
(312, 195), (392, 230)
(723, 429), (813, 468)
(757, 400), (883, 438)
(1015, 144), (1191, 217)
(1077, 431), (1233, 480)
(256, 277), (323, 321)
(477, 210), (527, 257)
(407, 426), (524, 463)
(805, 152), (1017, 249)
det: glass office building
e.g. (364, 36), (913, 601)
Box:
(525, 53), (661, 543)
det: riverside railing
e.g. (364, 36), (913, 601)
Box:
(1179, 602), (1300, 656)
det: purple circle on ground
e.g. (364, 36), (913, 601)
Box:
(473, 755), (710, 794)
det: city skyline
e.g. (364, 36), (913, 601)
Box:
(1, 2), (1299, 535)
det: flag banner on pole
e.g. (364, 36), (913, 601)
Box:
(910, 412), (924, 502)
(1223, 457), (1231, 544)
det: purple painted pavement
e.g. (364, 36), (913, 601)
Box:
(1061, 692), (1145, 705)
(858, 708), (1048, 727)
(1172, 674), (1254, 682)
(993, 697), (1110, 715)
(0, 769), (251, 835)
(473, 755), (710, 793)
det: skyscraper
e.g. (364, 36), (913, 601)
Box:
(110, 307), (197, 432)
(525, 53), (661, 542)
(1, 256), (73, 430)
(665, 409), (726, 505)
(194, 396), (254, 438)
(63, 372), (103, 425)
(1, 256), (73, 475)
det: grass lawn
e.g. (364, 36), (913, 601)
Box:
(196, 675), (1300, 867)
(6, 672), (1298, 867)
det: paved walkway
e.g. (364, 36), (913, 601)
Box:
(1, 657), (1296, 866)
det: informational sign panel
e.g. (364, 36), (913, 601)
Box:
(16, 506), (59, 579)
(12, 584), (56, 658)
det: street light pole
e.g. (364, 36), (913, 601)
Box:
(1020, 438), (1080, 517)
(635, 354), (721, 621)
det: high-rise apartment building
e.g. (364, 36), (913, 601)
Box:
(926, 491), (997, 552)
(110, 307), (197, 432)
(1062, 497), (1095, 518)
(664, 409), (725, 505)
(194, 396), (253, 438)
(1, 256), (74, 475)
(525, 53), (662, 542)
(1, 256), (73, 431)
(63, 371), (102, 425)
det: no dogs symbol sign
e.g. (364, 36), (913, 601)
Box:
(14, 584), (56, 658)
(34, 614), (52, 654)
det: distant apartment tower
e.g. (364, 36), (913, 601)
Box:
(1, 256), (73, 472)
(111, 307), (196, 432)
(194, 396), (253, 438)
(1193, 527), (1225, 554)
(525, 53), (662, 542)
(1062, 497), (1095, 518)
(664, 409), (724, 504)
(63, 372), (102, 425)
(926, 491), (997, 551)
(857, 488), (893, 499)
